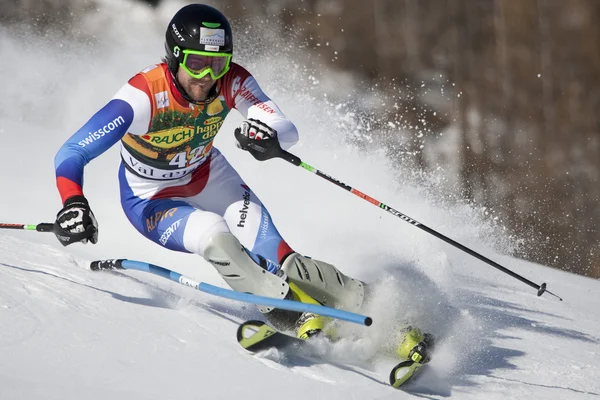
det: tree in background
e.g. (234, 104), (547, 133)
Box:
(225, 0), (600, 277)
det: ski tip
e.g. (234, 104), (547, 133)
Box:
(236, 320), (266, 344)
(389, 360), (423, 389)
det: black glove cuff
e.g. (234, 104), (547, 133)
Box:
(63, 195), (90, 209)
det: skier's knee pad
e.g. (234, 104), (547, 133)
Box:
(181, 211), (229, 256)
(281, 253), (365, 313)
(203, 232), (289, 312)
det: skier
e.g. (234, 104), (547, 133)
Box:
(52, 3), (431, 363)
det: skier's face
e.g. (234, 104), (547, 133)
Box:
(176, 67), (215, 102)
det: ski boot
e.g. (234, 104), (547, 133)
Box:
(288, 282), (331, 340)
(396, 326), (435, 364)
(389, 327), (435, 388)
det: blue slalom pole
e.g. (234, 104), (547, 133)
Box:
(90, 259), (372, 326)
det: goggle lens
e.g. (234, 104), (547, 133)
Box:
(181, 51), (231, 80)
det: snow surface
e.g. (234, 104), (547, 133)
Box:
(1, 1), (599, 398)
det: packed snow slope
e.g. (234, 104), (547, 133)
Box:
(2, 213), (600, 400)
(1, 1), (599, 399)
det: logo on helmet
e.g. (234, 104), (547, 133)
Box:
(200, 28), (225, 46)
(172, 23), (185, 42)
(173, 46), (180, 57)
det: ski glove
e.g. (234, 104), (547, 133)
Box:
(54, 195), (99, 246)
(234, 118), (283, 161)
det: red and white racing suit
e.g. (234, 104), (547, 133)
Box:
(54, 62), (298, 268)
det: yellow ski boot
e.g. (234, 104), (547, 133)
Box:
(288, 282), (331, 340)
(396, 326), (434, 364)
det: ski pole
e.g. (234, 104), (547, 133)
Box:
(0, 222), (54, 232)
(275, 150), (562, 301)
(2, 222), (92, 246)
(90, 259), (373, 326)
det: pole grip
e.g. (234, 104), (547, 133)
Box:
(279, 150), (302, 166)
(36, 223), (55, 232)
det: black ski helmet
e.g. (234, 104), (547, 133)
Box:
(164, 4), (233, 75)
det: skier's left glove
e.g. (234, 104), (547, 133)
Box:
(53, 195), (99, 246)
(234, 118), (283, 161)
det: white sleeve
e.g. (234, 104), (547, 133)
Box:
(233, 76), (299, 150)
(112, 83), (151, 135)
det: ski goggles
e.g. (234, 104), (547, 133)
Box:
(180, 49), (232, 80)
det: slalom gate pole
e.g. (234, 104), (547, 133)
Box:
(0, 222), (54, 232)
(90, 259), (373, 326)
(276, 150), (563, 301)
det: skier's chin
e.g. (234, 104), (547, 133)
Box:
(185, 81), (214, 102)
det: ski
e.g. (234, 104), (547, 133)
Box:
(236, 320), (429, 390)
(237, 320), (307, 353)
(389, 359), (426, 388)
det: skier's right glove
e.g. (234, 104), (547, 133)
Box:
(234, 118), (283, 161)
(53, 195), (99, 246)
